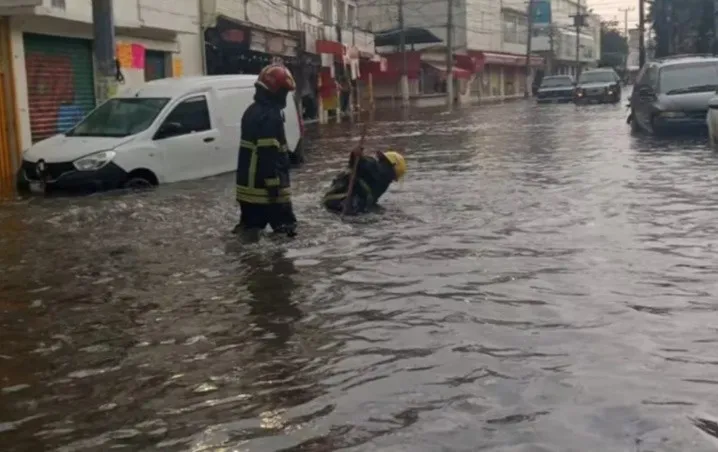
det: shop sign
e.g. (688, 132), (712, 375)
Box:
(221, 29), (245, 43)
(250, 30), (266, 53)
(267, 36), (285, 54)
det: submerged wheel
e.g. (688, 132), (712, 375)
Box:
(123, 169), (158, 191)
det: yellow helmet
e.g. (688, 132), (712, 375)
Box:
(382, 150), (406, 181)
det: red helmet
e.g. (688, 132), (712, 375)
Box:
(256, 64), (296, 93)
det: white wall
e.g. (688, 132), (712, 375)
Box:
(9, 6), (202, 150)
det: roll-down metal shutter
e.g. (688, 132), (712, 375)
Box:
(23, 33), (95, 143)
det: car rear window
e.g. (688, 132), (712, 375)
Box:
(578, 71), (616, 84)
(658, 62), (718, 94)
(541, 77), (573, 87)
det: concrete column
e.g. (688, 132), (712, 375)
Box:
(92, 0), (118, 103)
(499, 66), (505, 99)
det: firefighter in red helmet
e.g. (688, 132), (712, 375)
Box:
(233, 63), (298, 238)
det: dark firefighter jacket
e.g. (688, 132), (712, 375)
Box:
(236, 89), (291, 204)
(323, 152), (396, 213)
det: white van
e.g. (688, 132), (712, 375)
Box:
(18, 75), (305, 194)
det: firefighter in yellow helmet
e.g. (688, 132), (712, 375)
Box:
(322, 148), (406, 214)
(233, 63), (298, 237)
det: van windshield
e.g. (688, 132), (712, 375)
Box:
(66, 98), (170, 138)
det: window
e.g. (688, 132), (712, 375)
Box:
(347, 4), (356, 26)
(322, 0), (333, 23)
(658, 62), (718, 94)
(303, 0), (311, 13)
(161, 96), (211, 135)
(145, 50), (168, 81)
(502, 13), (518, 44)
(51, 0), (65, 7)
(578, 71), (618, 84)
(337, 0), (346, 26)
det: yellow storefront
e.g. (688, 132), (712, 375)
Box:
(0, 17), (20, 199)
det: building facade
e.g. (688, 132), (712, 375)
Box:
(358, 0), (544, 104)
(0, 0), (203, 179)
(203, 0), (376, 121)
(530, 0), (601, 77)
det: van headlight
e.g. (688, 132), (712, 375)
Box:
(73, 151), (116, 171)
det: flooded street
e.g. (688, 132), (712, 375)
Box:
(4, 99), (718, 451)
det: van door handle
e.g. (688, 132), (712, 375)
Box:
(203, 137), (215, 143)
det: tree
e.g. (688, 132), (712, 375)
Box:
(650, 0), (714, 57)
(599, 21), (628, 68)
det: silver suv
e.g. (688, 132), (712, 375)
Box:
(628, 54), (718, 135)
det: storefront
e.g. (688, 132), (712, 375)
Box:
(205, 17), (299, 76)
(469, 51), (543, 99)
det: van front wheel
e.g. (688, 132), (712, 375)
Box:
(123, 169), (158, 191)
(289, 139), (305, 166)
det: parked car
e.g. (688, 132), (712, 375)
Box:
(17, 75), (305, 195)
(574, 69), (622, 104)
(536, 75), (575, 103)
(629, 55), (718, 135)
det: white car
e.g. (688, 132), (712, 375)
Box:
(18, 75), (305, 194)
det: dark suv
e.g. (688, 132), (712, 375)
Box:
(574, 69), (622, 104)
(629, 54), (718, 135)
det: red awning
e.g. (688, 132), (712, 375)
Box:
(315, 39), (344, 57)
(423, 61), (472, 80)
(469, 51), (543, 67)
(359, 51), (422, 82)
(454, 54), (482, 72)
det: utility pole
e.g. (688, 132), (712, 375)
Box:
(446, 0), (454, 107)
(570, 0), (587, 78)
(398, 0), (409, 106)
(619, 6), (633, 69)
(575, 0), (581, 78)
(91, 0), (117, 104)
(524, 0), (534, 98)
(548, 25), (555, 75)
(638, 0), (645, 66)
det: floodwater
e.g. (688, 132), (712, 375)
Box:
(3, 99), (718, 451)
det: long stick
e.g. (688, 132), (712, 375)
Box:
(342, 121), (369, 216)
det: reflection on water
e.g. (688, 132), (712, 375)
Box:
(2, 100), (718, 451)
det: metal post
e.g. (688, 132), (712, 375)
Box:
(548, 25), (555, 74)
(575, 0), (581, 78)
(92, 0), (117, 104)
(638, 0), (645, 65)
(524, 0), (534, 97)
(399, 0), (409, 106)
(619, 7), (633, 69)
(446, 0), (454, 107)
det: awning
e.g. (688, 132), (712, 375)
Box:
(423, 61), (472, 80)
(374, 27), (442, 47)
(454, 54), (482, 72)
(315, 39), (344, 57)
(469, 51), (544, 67)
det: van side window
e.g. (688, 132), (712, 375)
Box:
(161, 95), (211, 134)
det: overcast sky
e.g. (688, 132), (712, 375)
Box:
(587, 0), (640, 30)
